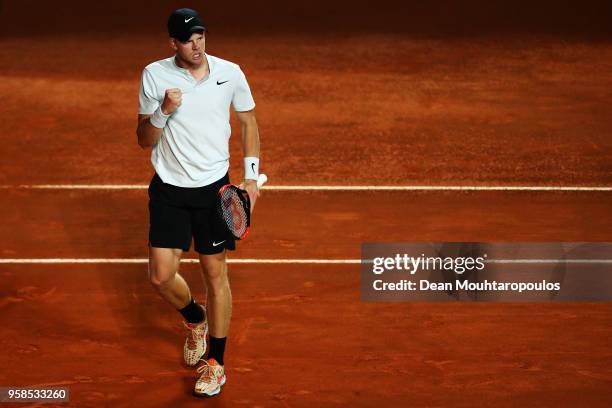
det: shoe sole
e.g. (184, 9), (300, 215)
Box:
(193, 377), (226, 398)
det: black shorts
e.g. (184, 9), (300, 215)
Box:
(148, 173), (236, 254)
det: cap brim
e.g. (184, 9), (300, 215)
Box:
(174, 26), (206, 42)
(189, 25), (206, 33)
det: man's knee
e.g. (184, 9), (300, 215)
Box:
(200, 253), (229, 294)
(149, 248), (181, 290)
(149, 267), (177, 290)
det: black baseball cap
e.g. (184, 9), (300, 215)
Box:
(167, 8), (206, 42)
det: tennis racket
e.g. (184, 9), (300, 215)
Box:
(216, 174), (268, 240)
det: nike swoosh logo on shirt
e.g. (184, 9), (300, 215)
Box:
(212, 240), (226, 247)
(217, 80), (229, 85)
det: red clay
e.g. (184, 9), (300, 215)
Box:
(1, 2), (611, 406)
(1, 189), (611, 405)
(0, 35), (611, 186)
(0, 189), (611, 259)
(2, 264), (612, 407)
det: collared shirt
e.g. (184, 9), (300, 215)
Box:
(139, 54), (255, 187)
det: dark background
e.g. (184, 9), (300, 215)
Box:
(1, 0), (612, 37)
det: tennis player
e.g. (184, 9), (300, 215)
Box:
(136, 8), (260, 397)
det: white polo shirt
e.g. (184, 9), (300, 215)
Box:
(138, 54), (255, 187)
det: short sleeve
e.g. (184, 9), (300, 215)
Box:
(138, 68), (160, 115)
(232, 68), (256, 112)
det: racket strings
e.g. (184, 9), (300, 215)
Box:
(218, 188), (249, 238)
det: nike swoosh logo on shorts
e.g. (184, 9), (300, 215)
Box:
(185, 17), (194, 23)
(212, 240), (226, 247)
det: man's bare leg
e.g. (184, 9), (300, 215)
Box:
(199, 251), (231, 368)
(193, 248), (230, 397)
(199, 251), (232, 337)
(148, 246), (191, 308)
(150, 246), (208, 366)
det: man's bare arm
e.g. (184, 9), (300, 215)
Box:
(136, 88), (183, 149)
(236, 109), (261, 211)
(237, 109), (259, 159)
(136, 114), (163, 149)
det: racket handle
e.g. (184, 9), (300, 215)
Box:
(257, 173), (268, 188)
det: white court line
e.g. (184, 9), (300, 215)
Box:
(0, 258), (611, 264)
(0, 185), (611, 191)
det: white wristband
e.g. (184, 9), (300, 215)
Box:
(150, 106), (170, 129)
(244, 157), (259, 180)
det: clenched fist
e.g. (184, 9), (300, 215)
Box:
(161, 88), (182, 115)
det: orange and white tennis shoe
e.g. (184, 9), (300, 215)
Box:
(194, 358), (226, 397)
(183, 306), (208, 366)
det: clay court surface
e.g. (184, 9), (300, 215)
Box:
(1, 1), (612, 406)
